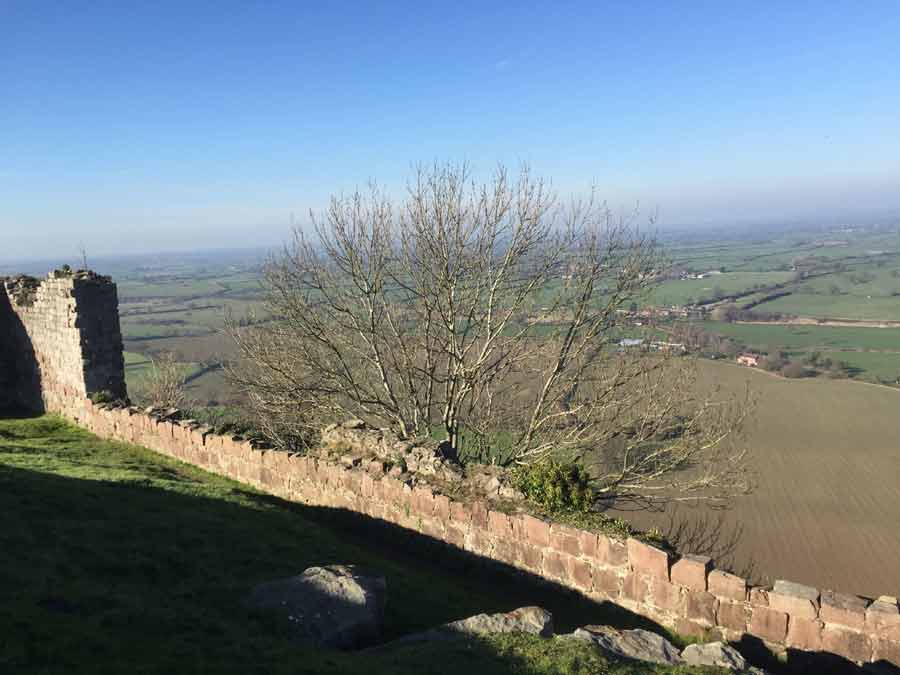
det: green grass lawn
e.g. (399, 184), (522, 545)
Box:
(0, 415), (719, 675)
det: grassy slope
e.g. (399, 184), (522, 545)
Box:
(0, 416), (717, 675)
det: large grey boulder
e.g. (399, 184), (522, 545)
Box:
(247, 565), (386, 649)
(571, 625), (682, 665)
(682, 641), (747, 669)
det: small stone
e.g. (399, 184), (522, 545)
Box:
(681, 641), (747, 669)
(375, 607), (553, 650)
(445, 606), (553, 638)
(574, 625), (682, 665)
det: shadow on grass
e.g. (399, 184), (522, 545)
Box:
(0, 406), (43, 421)
(0, 452), (661, 675)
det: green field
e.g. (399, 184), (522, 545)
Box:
(102, 227), (900, 399)
(703, 321), (900, 351)
(0, 415), (717, 675)
(752, 293), (900, 321)
(648, 272), (793, 306)
(825, 350), (900, 382)
(699, 321), (900, 383)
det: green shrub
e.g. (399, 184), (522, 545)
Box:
(89, 390), (116, 405)
(513, 459), (595, 513)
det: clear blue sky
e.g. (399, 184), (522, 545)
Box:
(2, 1), (899, 259)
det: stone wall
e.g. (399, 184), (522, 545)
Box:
(50, 397), (900, 669)
(0, 272), (126, 411)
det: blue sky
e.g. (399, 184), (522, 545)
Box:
(2, 1), (899, 259)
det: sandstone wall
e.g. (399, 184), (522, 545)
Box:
(0, 272), (126, 410)
(51, 397), (900, 669)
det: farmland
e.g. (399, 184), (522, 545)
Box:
(611, 359), (900, 598)
(653, 224), (900, 385)
(646, 271), (794, 307)
(52, 223), (896, 396)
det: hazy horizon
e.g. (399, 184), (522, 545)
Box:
(3, 1), (899, 259)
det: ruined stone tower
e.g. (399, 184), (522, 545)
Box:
(0, 269), (126, 411)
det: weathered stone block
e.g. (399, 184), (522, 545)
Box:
(671, 554), (711, 591)
(518, 542), (544, 573)
(469, 501), (489, 529)
(493, 537), (517, 565)
(578, 530), (598, 558)
(822, 626), (873, 664)
(433, 494), (450, 520)
(413, 486), (435, 515)
(769, 580), (819, 620)
(708, 569), (747, 601)
(820, 590), (868, 630)
(786, 616), (823, 651)
(674, 618), (708, 639)
(568, 556), (593, 592)
(867, 596), (900, 641)
(622, 572), (650, 603)
(488, 510), (513, 539)
(542, 550), (569, 582)
(596, 534), (628, 568)
(626, 538), (669, 580)
(449, 501), (471, 524)
(649, 578), (684, 612)
(686, 590), (718, 627)
(549, 523), (581, 557)
(873, 638), (900, 667)
(748, 586), (769, 607)
(444, 523), (467, 549)
(592, 566), (622, 598)
(519, 513), (550, 547)
(466, 528), (494, 556)
(749, 605), (788, 643)
(716, 600), (750, 632)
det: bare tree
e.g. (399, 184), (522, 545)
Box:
(134, 351), (187, 409)
(229, 163), (751, 503)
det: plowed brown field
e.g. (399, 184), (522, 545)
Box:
(613, 360), (900, 599)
